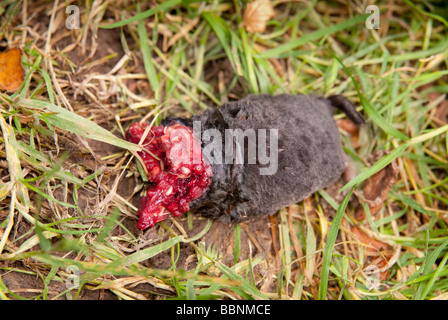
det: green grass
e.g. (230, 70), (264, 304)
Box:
(0, 0), (448, 300)
(318, 187), (355, 300)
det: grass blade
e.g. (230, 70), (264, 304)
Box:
(258, 14), (369, 59)
(332, 53), (409, 141)
(421, 251), (448, 300)
(341, 123), (448, 192)
(19, 98), (141, 152)
(318, 187), (355, 300)
(414, 239), (448, 299)
(137, 4), (160, 101)
(216, 262), (268, 300)
(340, 143), (408, 192)
(101, 0), (183, 29)
(107, 236), (184, 269)
(305, 210), (316, 283)
(202, 12), (237, 71)
(234, 223), (241, 264)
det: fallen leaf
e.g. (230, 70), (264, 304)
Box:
(434, 98), (448, 126)
(363, 160), (398, 209)
(351, 226), (390, 252)
(0, 48), (24, 92)
(356, 153), (398, 220)
(243, 0), (274, 33)
(337, 118), (359, 135)
(351, 226), (393, 281)
(337, 118), (361, 148)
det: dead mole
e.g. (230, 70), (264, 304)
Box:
(127, 94), (364, 228)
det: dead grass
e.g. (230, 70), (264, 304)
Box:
(0, 0), (448, 300)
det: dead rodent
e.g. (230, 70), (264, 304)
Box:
(126, 94), (364, 229)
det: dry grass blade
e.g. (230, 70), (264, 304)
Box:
(0, 113), (32, 255)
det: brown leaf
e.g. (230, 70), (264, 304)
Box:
(243, 0), (274, 33)
(363, 160), (398, 208)
(351, 226), (391, 252)
(351, 226), (393, 281)
(356, 155), (398, 220)
(0, 48), (25, 92)
(434, 99), (448, 126)
(337, 118), (361, 148)
(337, 118), (359, 136)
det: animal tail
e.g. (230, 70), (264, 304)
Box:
(327, 95), (365, 125)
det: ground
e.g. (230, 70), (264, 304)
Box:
(0, 0), (448, 300)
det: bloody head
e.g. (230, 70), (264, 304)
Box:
(126, 121), (212, 229)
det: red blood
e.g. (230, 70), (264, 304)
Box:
(126, 121), (212, 229)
